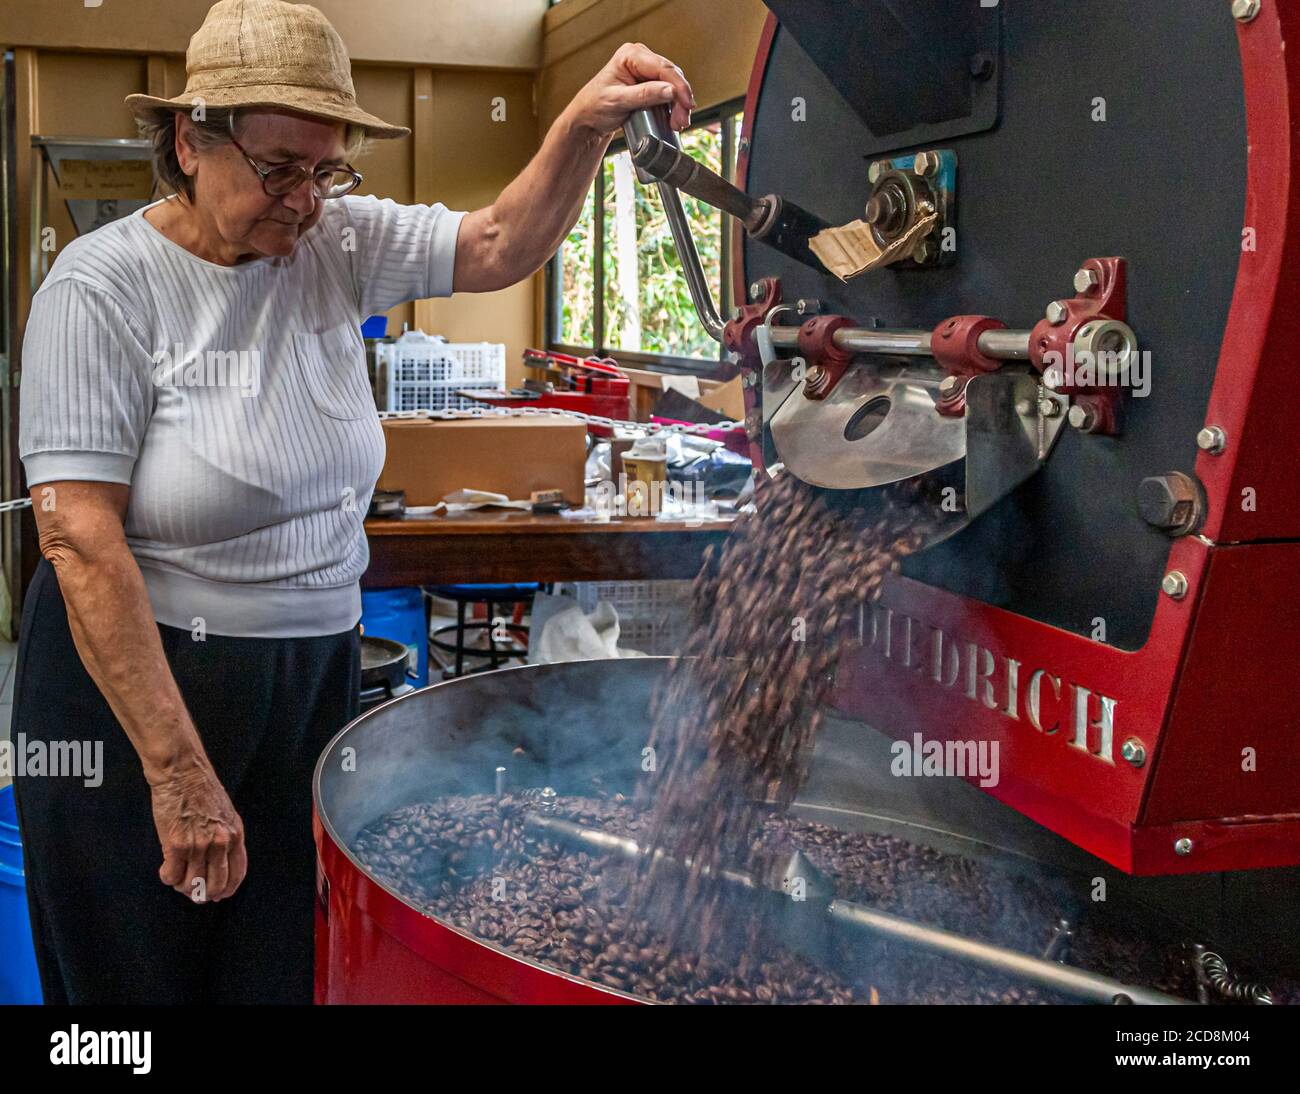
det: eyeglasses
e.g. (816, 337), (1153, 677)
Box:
(227, 117), (362, 200)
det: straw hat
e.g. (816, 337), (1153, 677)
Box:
(125, 0), (409, 139)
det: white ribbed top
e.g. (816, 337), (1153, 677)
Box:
(20, 195), (466, 637)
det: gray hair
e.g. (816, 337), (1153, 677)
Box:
(136, 108), (368, 202)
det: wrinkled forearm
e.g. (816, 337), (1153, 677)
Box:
(42, 530), (206, 782)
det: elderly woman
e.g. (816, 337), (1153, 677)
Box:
(12, 0), (692, 1005)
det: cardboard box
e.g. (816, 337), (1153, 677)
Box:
(697, 376), (745, 420)
(377, 416), (588, 506)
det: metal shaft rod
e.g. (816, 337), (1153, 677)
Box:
(977, 328), (1034, 360)
(768, 324), (1035, 360)
(526, 814), (755, 889)
(827, 900), (1186, 1006)
(524, 811), (1189, 1006)
(657, 181), (726, 343)
(621, 109), (726, 344)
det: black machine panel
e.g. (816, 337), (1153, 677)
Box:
(764, 0), (1002, 154)
(745, 0), (1247, 650)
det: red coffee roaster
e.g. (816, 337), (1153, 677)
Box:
(316, 1), (1300, 1004)
(626, 0), (1300, 879)
(459, 349), (631, 436)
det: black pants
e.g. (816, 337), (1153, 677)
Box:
(11, 559), (360, 1004)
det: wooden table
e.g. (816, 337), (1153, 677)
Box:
(363, 509), (735, 587)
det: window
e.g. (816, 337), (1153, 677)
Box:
(548, 104), (744, 373)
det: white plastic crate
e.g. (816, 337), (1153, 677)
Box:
(385, 379), (502, 413)
(574, 580), (693, 656)
(378, 330), (505, 412)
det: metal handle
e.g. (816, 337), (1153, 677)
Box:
(622, 108), (726, 344)
(625, 108), (769, 229)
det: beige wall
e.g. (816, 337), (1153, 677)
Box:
(538, 0), (769, 129)
(413, 69), (539, 388)
(0, 0), (547, 69)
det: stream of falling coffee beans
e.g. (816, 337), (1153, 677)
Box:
(629, 469), (946, 959)
(352, 468), (1297, 1001)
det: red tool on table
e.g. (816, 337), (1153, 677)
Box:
(459, 349), (632, 437)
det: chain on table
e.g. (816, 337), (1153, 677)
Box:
(375, 405), (744, 437)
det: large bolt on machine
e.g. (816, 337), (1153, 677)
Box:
(315, 0), (1300, 1004)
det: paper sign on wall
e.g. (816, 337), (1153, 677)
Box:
(57, 159), (153, 201)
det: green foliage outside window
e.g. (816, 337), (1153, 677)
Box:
(557, 114), (737, 362)
(560, 174), (596, 349)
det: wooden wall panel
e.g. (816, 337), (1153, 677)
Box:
(162, 54), (187, 98)
(0, 0), (547, 70)
(351, 64), (416, 336)
(538, 0), (767, 128)
(414, 69), (539, 388)
(33, 52), (146, 135)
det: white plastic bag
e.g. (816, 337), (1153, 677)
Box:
(531, 601), (646, 663)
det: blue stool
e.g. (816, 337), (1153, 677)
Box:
(427, 584), (539, 678)
(0, 785), (43, 1004)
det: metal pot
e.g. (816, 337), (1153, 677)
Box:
(359, 635), (415, 713)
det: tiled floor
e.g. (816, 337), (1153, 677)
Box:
(0, 639), (14, 790)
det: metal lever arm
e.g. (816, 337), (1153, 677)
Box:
(622, 109), (829, 344)
(622, 109), (726, 344)
(624, 109), (828, 270)
(656, 179), (727, 344)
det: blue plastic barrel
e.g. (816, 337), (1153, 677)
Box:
(360, 587), (428, 687)
(0, 784), (43, 1003)
(360, 314), (389, 339)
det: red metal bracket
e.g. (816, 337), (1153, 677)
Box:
(1029, 257), (1128, 436)
(798, 315), (857, 400)
(723, 277), (782, 457)
(722, 276), (780, 374)
(1030, 258), (1128, 375)
(930, 315), (1008, 417)
(931, 315), (1007, 376)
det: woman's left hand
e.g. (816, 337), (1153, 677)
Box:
(564, 42), (696, 138)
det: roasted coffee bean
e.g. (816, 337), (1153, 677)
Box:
(350, 793), (1298, 1005)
